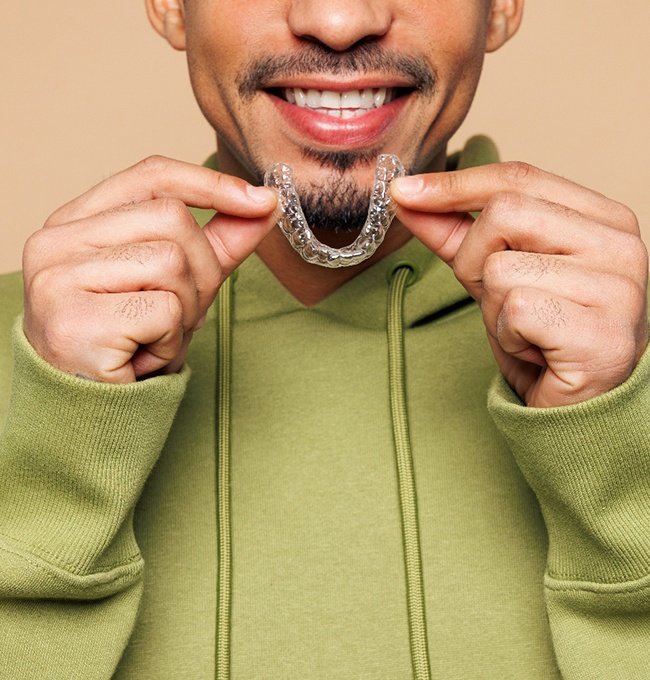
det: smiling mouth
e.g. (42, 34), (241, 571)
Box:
(267, 87), (411, 119)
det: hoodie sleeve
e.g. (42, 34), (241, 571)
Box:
(0, 321), (189, 679)
(488, 345), (650, 680)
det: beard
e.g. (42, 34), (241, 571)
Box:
(298, 177), (371, 234)
(296, 147), (378, 234)
(237, 43), (436, 233)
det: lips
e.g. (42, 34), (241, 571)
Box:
(266, 84), (411, 148)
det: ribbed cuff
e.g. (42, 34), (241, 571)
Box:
(0, 320), (189, 577)
(488, 345), (650, 585)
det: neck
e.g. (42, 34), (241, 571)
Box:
(255, 221), (413, 306)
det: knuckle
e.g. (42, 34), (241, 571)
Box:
(212, 170), (229, 193)
(616, 231), (649, 274)
(37, 315), (78, 365)
(206, 268), (223, 299)
(22, 230), (48, 273)
(162, 291), (184, 328)
(136, 154), (173, 177)
(211, 170), (249, 202)
(481, 191), (521, 223)
(440, 171), (464, 201)
(154, 197), (193, 230)
(602, 328), (638, 375)
(481, 252), (508, 293)
(617, 276), (648, 320)
(159, 241), (191, 280)
(502, 287), (529, 319)
(451, 247), (470, 283)
(25, 263), (62, 300)
(42, 210), (62, 229)
(631, 235), (649, 272)
(612, 201), (640, 234)
(501, 161), (536, 189)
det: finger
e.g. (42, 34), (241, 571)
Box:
(156, 330), (194, 378)
(392, 161), (640, 235)
(45, 155), (276, 227)
(453, 193), (644, 299)
(395, 206), (475, 267)
(480, 251), (643, 340)
(202, 211), (278, 277)
(53, 241), (201, 331)
(27, 290), (185, 383)
(32, 199), (222, 313)
(132, 329), (194, 380)
(495, 287), (640, 405)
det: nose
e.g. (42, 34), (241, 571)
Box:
(287, 0), (393, 51)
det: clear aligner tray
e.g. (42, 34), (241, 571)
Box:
(264, 154), (405, 268)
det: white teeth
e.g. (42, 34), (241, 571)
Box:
(283, 86), (393, 116)
(374, 88), (387, 108)
(341, 90), (362, 108)
(360, 88), (375, 108)
(321, 91), (342, 109)
(294, 88), (307, 107)
(306, 89), (321, 108)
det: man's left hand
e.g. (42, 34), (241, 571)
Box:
(392, 162), (649, 408)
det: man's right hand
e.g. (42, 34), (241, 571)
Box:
(22, 156), (277, 383)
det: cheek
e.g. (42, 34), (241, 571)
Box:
(184, 7), (281, 123)
(184, 24), (244, 134)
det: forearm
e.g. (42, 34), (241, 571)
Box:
(0, 320), (189, 676)
(489, 344), (650, 678)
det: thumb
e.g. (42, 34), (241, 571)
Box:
(393, 202), (474, 267)
(202, 210), (277, 279)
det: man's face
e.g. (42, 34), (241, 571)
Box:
(182, 0), (496, 231)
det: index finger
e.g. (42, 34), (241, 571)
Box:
(391, 161), (639, 234)
(45, 155), (276, 228)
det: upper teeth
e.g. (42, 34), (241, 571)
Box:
(284, 87), (392, 118)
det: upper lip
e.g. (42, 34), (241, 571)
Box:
(261, 75), (418, 93)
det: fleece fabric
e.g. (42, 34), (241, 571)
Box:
(1, 139), (650, 679)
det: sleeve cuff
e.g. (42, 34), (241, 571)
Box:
(488, 344), (650, 585)
(0, 319), (190, 575)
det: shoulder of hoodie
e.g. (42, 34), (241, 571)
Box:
(0, 270), (24, 376)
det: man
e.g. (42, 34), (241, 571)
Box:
(1, 0), (648, 678)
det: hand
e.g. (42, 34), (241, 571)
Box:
(392, 162), (649, 408)
(23, 156), (277, 383)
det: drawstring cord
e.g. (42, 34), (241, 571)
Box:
(215, 267), (431, 680)
(388, 266), (432, 680)
(216, 276), (233, 680)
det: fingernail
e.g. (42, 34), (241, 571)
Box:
(392, 176), (424, 199)
(246, 185), (274, 205)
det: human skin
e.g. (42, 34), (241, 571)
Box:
(22, 161), (278, 383)
(22, 0), (648, 407)
(156, 0), (521, 301)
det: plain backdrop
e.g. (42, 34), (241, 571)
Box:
(2, 1), (648, 274)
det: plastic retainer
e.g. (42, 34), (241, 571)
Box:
(264, 154), (405, 268)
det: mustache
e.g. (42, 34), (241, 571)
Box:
(238, 42), (436, 99)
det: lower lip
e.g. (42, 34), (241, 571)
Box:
(268, 94), (409, 148)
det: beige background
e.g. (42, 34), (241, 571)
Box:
(2, 1), (648, 274)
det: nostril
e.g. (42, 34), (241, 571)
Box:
(287, 2), (393, 53)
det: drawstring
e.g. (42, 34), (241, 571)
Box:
(215, 267), (431, 680)
(388, 266), (432, 680)
(216, 276), (233, 680)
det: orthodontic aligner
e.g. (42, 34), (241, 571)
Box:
(264, 154), (405, 268)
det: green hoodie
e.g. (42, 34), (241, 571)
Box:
(1, 139), (650, 679)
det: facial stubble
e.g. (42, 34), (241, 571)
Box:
(238, 43), (435, 233)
